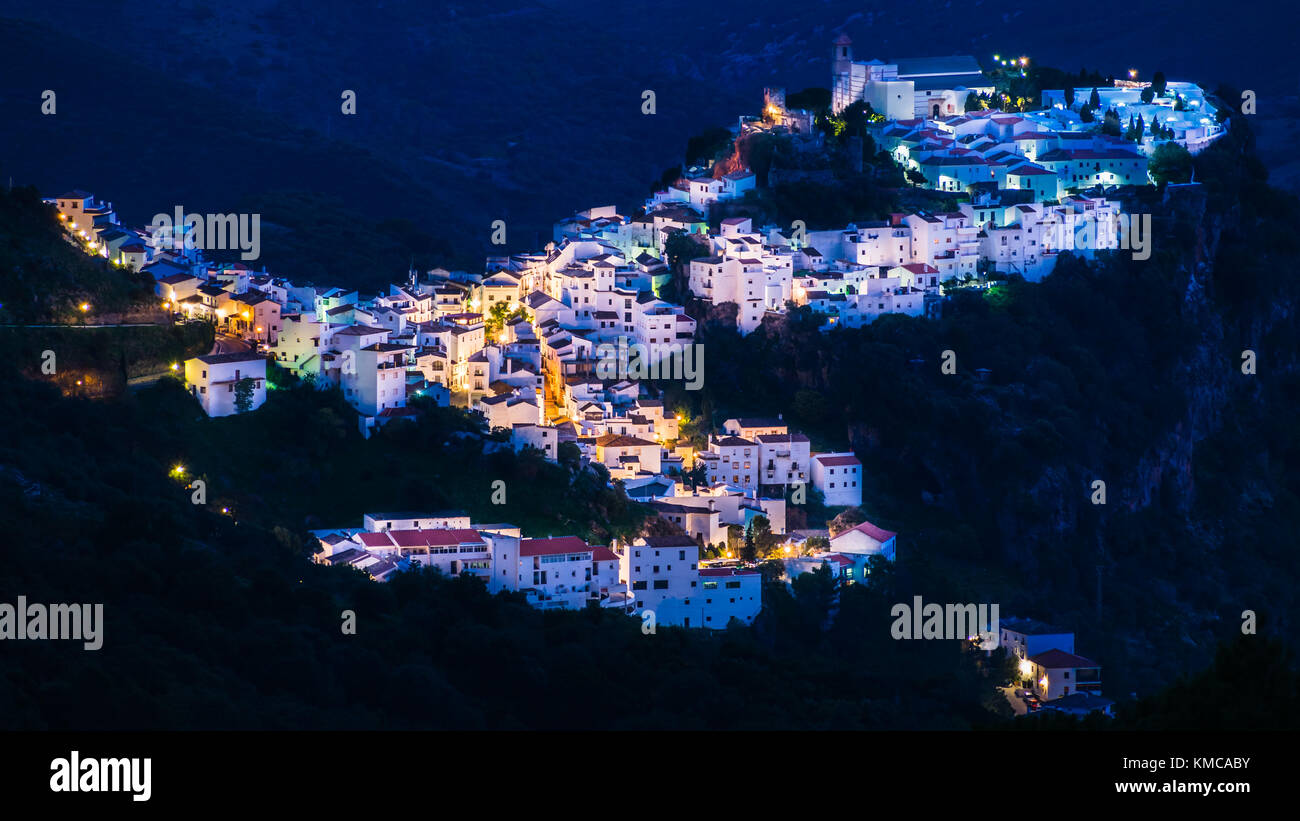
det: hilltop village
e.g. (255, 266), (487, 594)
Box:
(39, 37), (1221, 699)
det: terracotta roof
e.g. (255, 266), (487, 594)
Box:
(520, 536), (590, 557)
(815, 454), (860, 467)
(835, 520), (897, 543)
(356, 532), (395, 548)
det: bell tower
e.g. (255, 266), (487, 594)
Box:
(832, 34), (853, 77)
(832, 34), (855, 114)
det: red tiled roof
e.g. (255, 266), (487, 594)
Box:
(520, 536), (590, 557)
(425, 528), (487, 546)
(835, 520), (897, 543)
(356, 532), (394, 548)
(816, 454), (860, 467)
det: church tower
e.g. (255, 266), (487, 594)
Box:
(832, 34), (856, 114)
(832, 34), (853, 77)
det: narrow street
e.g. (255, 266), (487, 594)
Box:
(210, 332), (253, 356)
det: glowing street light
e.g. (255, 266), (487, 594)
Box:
(79, 302), (90, 312)
(171, 464), (186, 477)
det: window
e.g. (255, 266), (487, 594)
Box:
(653, 580), (668, 590)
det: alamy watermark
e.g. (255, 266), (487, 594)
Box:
(595, 336), (704, 390)
(150, 205), (261, 260)
(50, 751), (150, 802)
(890, 595), (998, 649)
(1042, 212), (1151, 261)
(0, 596), (103, 650)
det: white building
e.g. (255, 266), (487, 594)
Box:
(503, 536), (598, 610)
(831, 36), (992, 119)
(184, 352), (267, 417)
(622, 536), (701, 623)
(829, 519), (897, 565)
(812, 452), (863, 507)
(697, 567), (762, 628)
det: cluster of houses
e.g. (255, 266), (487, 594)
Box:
(311, 511), (763, 629)
(634, 39), (1221, 332)
(835, 38), (1223, 203)
(875, 112), (1151, 199)
(310, 502), (902, 631)
(586, 414), (868, 545)
(44, 190), (150, 269)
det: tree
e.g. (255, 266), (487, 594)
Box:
(1063, 86), (1075, 108)
(664, 230), (708, 269)
(557, 441), (581, 472)
(1149, 142), (1194, 185)
(654, 166), (682, 192)
(1140, 86), (1155, 104)
(1079, 105), (1095, 124)
(757, 558), (786, 584)
(684, 126), (735, 167)
(484, 299), (513, 341)
(792, 389), (828, 426)
(748, 515), (775, 558)
(905, 168), (927, 187)
(828, 507), (866, 536)
(683, 460), (708, 488)
(741, 522), (758, 564)
(1151, 71), (1168, 96)
(1101, 109), (1121, 137)
(839, 100), (875, 140)
(803, 535), (830, 554)
(1089, 87), (1101, 109)
(234, 376), (256, 413)
(725, 523), (745, 556)
(784, 87), (831, 114)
